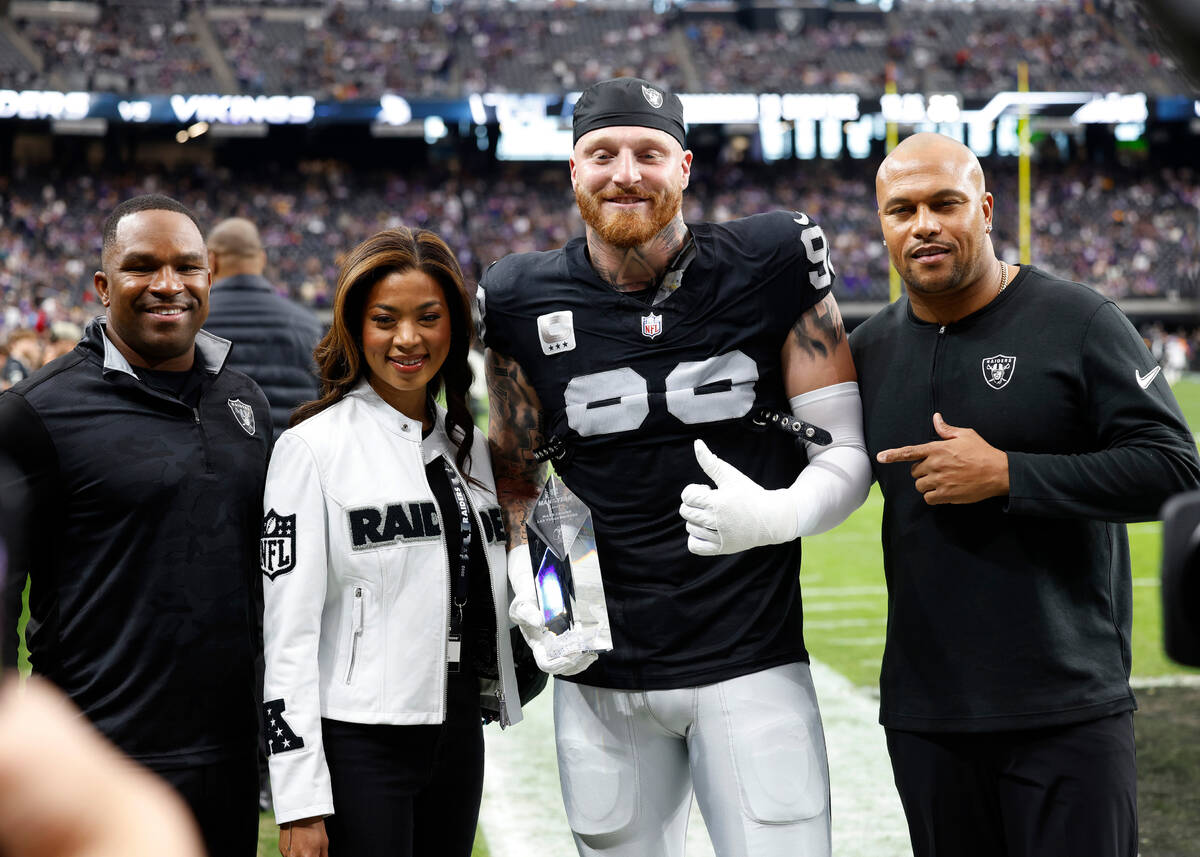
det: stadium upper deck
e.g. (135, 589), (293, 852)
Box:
(0, 0), (1189, 99)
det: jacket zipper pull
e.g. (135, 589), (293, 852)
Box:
(496, 689), (510, 729)
(192, 407), (201, 424)
(345, 587), (363, 684)
(938, 325), (946, 335)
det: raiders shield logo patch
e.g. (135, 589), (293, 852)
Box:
(982, 355), (1016, 390)
(227, 398), (255, 436)
(261, 509), (296, 579)
(641, 84), (664, 109)
(642, 312), (663, 339)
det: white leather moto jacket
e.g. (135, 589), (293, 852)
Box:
(260, 380), (521, 824)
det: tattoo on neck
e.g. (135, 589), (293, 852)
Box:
(588, 216), (689, 292)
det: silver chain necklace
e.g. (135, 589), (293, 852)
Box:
(998, 260), (1009, 293)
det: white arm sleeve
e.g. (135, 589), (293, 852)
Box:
(680, 381), (872, 556)
(787, 381), (872, 537)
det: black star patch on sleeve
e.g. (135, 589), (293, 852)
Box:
(262, 698), (305, 756)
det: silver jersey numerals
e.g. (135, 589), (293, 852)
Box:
(563, 350), (759, 437)
(792, 211), (834, 290)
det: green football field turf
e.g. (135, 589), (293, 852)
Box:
(802, 375), (1200, 688)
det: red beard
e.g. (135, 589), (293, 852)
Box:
(575, 182), (683, 248)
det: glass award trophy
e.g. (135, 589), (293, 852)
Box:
(525, 474), (612, 658)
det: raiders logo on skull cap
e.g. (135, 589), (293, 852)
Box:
(572, 77), (687, 150)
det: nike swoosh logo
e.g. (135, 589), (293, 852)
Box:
(1136, 366), (1161, 389)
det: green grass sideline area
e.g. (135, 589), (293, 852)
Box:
(803, 375), (1200, 688)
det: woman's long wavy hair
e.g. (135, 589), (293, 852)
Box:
(291, 227), (479, 482)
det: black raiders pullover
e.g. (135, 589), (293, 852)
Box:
(0, 317), (271, 766)
(850, 266), (1200, 732)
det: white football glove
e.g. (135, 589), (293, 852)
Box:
(679, 382), (872, 557)
(507, 547), (597, 676)
(680, 440), (802, 556)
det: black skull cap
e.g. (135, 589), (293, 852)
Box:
(572, 77), (687, 150)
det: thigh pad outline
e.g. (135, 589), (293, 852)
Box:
(722, 675), (828, 824)
(555, 688), (639, 836)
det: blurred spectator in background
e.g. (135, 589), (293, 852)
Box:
(1, 331), (42, 390)
(205, 217), (324, 439)
(41, 322), (83, 366)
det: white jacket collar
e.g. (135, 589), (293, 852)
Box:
(345, 378), (453, 465)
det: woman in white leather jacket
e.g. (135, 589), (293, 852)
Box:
(260, 228), (524, 857)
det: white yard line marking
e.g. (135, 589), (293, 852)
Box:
(480, 662), (911, 857)
(805, 585), (889, 597)
(821, 637), (888, 647)
(805, 618), (881, 630)
(804, 599), (881, 613)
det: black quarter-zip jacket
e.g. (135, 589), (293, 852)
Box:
(850, 266), (1200, 732)
(0, 317), (271, 767)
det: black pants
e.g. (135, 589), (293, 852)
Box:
(886, 712), (1137, 857)
(153, 753), (260, 857)
(322, 675), (485, 857)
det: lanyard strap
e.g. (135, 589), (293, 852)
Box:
(442, 459), (473, 643)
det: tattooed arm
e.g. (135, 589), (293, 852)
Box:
(487, 347), (600, 676)
(781, 292), (857, 397)
(486, 347), (547, 549)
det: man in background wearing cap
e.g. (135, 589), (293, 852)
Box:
(205, 217), (323, 440)
(479, 77), (871, 857)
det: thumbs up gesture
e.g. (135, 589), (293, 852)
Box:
(679, 440), (799, 556)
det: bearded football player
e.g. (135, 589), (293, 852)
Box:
(479, 77), (871, 857)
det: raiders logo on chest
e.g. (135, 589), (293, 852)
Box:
(348, 502), (441, 550)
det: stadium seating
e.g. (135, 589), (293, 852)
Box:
(3, 0), (1189, 98)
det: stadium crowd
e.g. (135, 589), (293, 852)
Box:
(1, 157), (1197, 385)
(1, 0), (1188, 98)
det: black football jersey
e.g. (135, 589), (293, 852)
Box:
(479, 210), (834, 689)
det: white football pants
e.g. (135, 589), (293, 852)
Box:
(553, 662), (831, 857)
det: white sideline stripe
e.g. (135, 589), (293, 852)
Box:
(1132, 578), (1160, 587)
(479, 660), (911, 857)
(1130, 673), (1200, 688)
(811, 659), (911, 857)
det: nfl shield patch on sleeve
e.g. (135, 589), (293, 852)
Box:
(261, 509), (296, 579)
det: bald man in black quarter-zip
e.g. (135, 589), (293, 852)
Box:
(850, 133), (1200, 857)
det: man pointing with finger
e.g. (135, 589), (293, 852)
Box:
(850, 132), (1200, 857)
